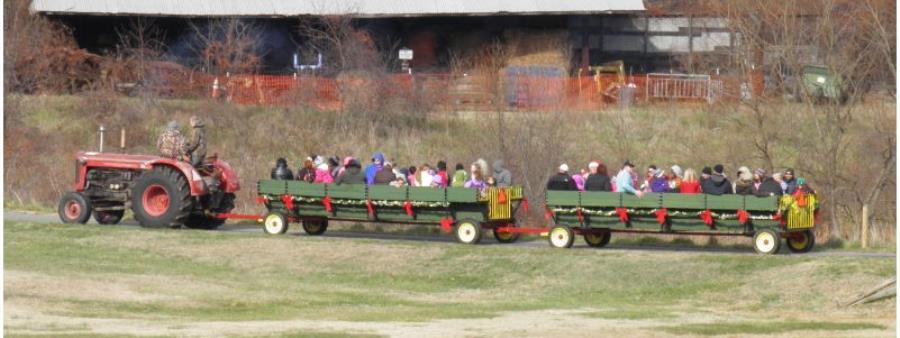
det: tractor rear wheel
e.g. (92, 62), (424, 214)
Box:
(132, 166), (192, 228)
(302, 219), (328, 235)
(58, 191), (92, 224)
(93, 209), (125, 225)
(184, 193), (236, 230)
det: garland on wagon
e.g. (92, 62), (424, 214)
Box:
(549, 207), (776, 220)
(258, 194), (450, 208)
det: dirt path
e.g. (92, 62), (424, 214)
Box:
(5, 211), (895, 258)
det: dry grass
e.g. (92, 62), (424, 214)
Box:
(2, 94), (895, 245)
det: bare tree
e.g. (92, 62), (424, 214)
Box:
(298, 16), (387, 74)
(714, 0), (896, 241)
(115, 18), (166, 84)
(188, 18), (264, 75)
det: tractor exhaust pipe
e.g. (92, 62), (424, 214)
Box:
(120, 129), (126, 150)
(98, 125), (106, 153)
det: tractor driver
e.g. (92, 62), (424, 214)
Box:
(183, 116), (207, 167)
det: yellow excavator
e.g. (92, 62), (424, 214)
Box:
(590, 60), (625, 102)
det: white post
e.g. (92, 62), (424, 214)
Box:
(120, 129), (126, 150)
(861, 204), (869, 249)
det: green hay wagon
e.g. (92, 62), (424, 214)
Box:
(256, 180), (526, 244)
(543, 191), (818, 254)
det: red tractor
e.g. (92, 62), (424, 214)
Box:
(57, 151), (240, 229)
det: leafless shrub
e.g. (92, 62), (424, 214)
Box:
(4, 0), (100, 94)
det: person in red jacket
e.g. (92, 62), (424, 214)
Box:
(679, 168), (702, 194)
(436, 161), (449, 188)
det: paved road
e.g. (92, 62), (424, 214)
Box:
(5, 211), (895, 258)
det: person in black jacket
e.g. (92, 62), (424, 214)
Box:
(701, 164), (734, 195)
(546, 163), (578, 191)
(584, 161), (612, 191)
(754, 174), (784, 197)
(296, 157), (317, 182)
(373, 163), (396, 185)
(335, 159), (366, 184)
(271, 157), (294, 180)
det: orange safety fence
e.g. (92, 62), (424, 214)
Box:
(200, 72), (752, 112)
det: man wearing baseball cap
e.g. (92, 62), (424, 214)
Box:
(615, 160), (643, 197)
(546, 163), (578, 191)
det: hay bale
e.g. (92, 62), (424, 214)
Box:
(503, 29), (571, 70)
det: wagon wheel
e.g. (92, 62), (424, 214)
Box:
(493, 223), (520, 244)
(548, 225), (575, 249)
(752, 229), (781, 255)
(454, 219), (483, 245)
(584, 230), (611, 248)
(786, 229), (815, 253)
(263, 211), (289, 235)
(302, 219), (328, 235)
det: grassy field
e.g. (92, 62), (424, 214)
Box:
(4, 220), (895, 337)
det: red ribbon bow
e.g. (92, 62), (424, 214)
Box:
(366, 199), (375, 215)
(655, 208), (668, 225)
(737, 209), (749, 225)
(282, 195), (294, 210)
(439, 217), (454, 233)
(576, 207), (584, 224)
(615, 208), (629, 223)
(404, 200), (414, 216)
(521, 198), (530, 212)
(322, 196), (332, 212)
(255, 196), (267, 205)
(544, 206), (554, 220)
(700, 209), (713, 227)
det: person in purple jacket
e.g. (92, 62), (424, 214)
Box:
(650, 168), (670, 193)
(463, 163), (487, 189)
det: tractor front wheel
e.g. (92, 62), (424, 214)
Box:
(58, 192), (92, 224)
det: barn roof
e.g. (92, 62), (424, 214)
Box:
(30, 0), (645, 18)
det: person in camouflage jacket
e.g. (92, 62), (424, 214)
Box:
(183, 116), (206, 167)
(157, 121), (185, 159)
